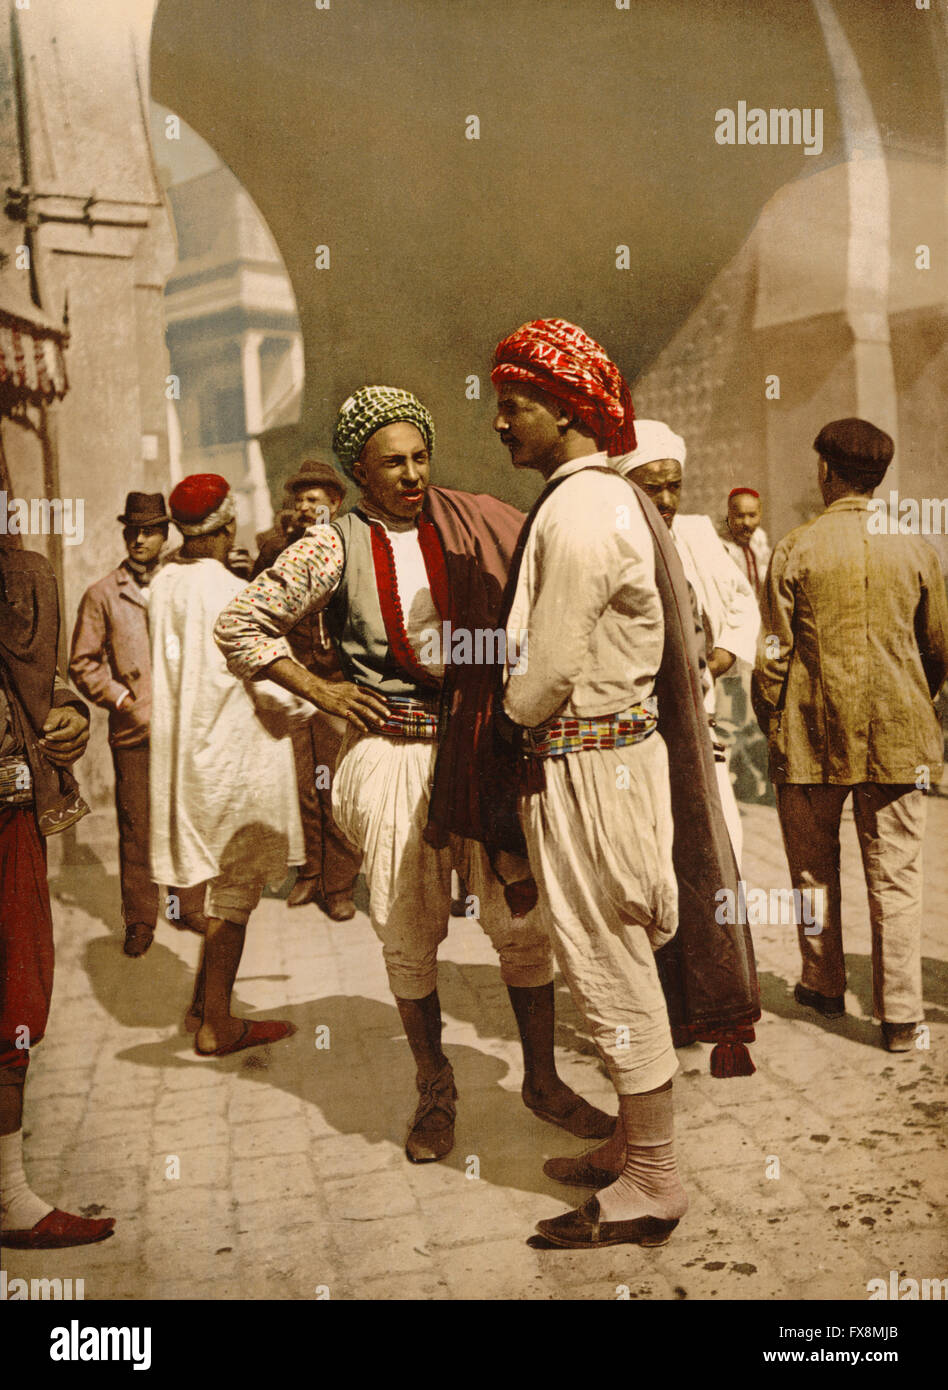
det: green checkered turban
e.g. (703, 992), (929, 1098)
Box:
(332, 386), (435, 478)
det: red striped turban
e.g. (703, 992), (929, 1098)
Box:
(491, 318), (637, 455)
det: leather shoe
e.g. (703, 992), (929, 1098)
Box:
(406, 1063), (457, 1163)
(543, 1153), (621, 1189)
(287, 876), (320, 908)
(794, 982), (845, 1018)
(2, 1208), (116, 1250)
(324, 890), (356, 921)
(881, 1021), (917, 1052)
(524, 1091), (616, 1139)
(536, 1195), (678, 1249)
(123, 922), (154, 957)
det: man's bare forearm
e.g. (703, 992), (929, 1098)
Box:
(261, 657), (390, 734)
(262, 657), (329, 709)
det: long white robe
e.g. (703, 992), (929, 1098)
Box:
(669, 514), (759, 865)
(148, 558), (305, 890)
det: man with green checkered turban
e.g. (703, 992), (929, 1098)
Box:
(215, 383), (613, 1166)
(332, 386), (435, 479)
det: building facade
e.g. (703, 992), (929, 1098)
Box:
(163, 164), (302, 545)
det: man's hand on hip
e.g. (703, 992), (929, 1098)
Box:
(262, 657), (389, 733)
(312, 680), (390, 733)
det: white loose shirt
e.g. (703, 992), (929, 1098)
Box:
(149, 558), (305, 889)
(503, 454), (664, 729)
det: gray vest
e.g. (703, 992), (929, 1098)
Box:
(325, 511), (432, 698)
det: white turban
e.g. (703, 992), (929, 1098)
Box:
(611, 419), (686, 474)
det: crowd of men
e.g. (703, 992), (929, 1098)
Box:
(1, 318), (945, 1254)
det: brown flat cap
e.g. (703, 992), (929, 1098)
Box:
(284, 459), (347, 500)
(814, 418), (894, 487)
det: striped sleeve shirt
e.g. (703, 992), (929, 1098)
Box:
(214, 525), (344, 679)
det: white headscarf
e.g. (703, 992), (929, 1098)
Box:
(612, 419), (686, 474)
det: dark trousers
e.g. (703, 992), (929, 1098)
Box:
(291, 713), (361, 895)
(0, 807), (53, 1073)
(112, 743), (205, 928)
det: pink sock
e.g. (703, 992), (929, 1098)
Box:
(596, 1085), (689, 1224)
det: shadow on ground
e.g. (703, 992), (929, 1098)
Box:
(49, 842), (121, 934)
(113, 982), (614, 1202)
(759, 952), (948, 1043)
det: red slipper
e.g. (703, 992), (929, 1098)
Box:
(194, 1019), (296, 1057)
(2, 1208), (116, 1250)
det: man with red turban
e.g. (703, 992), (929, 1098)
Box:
(149, 474), (307, 1057)
(490, 317), (638, 459)
(493, 318), (758, 1248)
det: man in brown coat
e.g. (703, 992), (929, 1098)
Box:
(69, 493), (205, 956)
(753, 419), (948, 1051)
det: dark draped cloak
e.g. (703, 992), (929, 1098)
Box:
(417, 481), (760, 1072)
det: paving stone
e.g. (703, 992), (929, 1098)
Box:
(76, 1106), (151, 1143)
(327, 1213), (436, 1280)
(324, 1168), (419, 1223)
(230, 1116), (315, 1159)
(57, 1164), (148, 1216)
(154, 1086), (229, 1125)
(312, 1130), (402, 1179)
(151, 1113), (232, 1157)
(679, 1119), (758, 1170)
(355, 1272), (452, 1300)
(694, 1160), (813, 1218)
(228, 1081), (306, 1124)
(21, 1064), (96, 1101)
(440, 1236), (552, 1300)
(232, 1152), (317, 1206)
(420, 1181), (524, 1248)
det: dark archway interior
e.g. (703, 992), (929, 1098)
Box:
(151, 0), (942, 506)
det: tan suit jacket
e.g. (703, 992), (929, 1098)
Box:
(752, 497), (948, 785)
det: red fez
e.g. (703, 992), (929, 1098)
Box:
(728, 487), (760, 502)
(169, 473), (231, 525)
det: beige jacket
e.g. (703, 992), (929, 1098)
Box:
(752, 497), (948, 785)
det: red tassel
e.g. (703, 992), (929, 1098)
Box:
(710, 1041), (756, 1078)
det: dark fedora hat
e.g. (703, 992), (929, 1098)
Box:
(284, 459), (347, 501)
(117, 492), (172, 526)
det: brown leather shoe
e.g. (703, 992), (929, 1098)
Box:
(543, 1152), (621, 1189)
(123, 922), (154, 957)
(794, 982), (845, 1018)
(881, 1021), (917, 1052)
(287, 876), (320, 908)
(536, 1195), (678, 1249)
(405, 1063), (457, 1163)
(324, 891), (356, 921)
(524, 1090), (616, 1139)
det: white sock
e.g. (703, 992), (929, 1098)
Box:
(0, 1129), (54, 1232)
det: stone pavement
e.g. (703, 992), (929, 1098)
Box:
(3, 796), (946, 1301)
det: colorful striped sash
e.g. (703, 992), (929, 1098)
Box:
(362, 690), (441, 741)
(524, 698), (658, 759)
